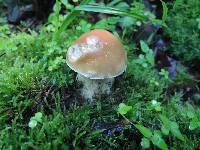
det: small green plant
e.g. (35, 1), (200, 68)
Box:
(117, 103), (132, 116)
(134, 41), (155, 68)
(150, 77), (160, 86)
(159, 115), (185, 141)
(151, 100), (162, 112)
(117, 103), (168, 150)
(76, 19), (92, 32)
(28, 112), (43, 128)
(93, 17), (119, 31)
(135, 124), (168, 150)
(159, 69), (169, 80)
(186, 104), (200, 130)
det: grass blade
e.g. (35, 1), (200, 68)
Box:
(75, 5), (148, 21)
(161, 1), (168, 23)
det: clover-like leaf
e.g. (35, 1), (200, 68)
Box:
(28, 112), (43, 129)
(34, 112), (43, 123)
(118, 103), (132, 115)
(28, 120), (38, 129)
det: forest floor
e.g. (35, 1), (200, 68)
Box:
(0, 0), (200, 149)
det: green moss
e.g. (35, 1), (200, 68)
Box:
(0, 0), (200, 149)
(166, 0), (200, 66)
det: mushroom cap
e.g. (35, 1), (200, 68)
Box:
(66, 29), (127, 79)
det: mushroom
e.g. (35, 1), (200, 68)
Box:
(66, 29), (127, 102)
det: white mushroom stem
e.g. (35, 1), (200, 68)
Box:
(77, 74), (114, 102)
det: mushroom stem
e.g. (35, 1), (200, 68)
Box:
(77, 74), (114, 102)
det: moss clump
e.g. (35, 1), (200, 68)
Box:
(166, 0), (200, 66)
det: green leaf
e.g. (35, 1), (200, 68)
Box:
(35, 112), (42, 119)
(189, 118), (200, 130)
(75, 5), (148, 21)
(160, 115), (185, 141)
(94, 17), (119, 31)
(161, 1), (168, 23)
(135, 124), (152, 138)
(189, 120), (198, 130)
(161, 125), (169, 135)
(115, 2), (130, 9)
(170, 122), (185, 141)
(173, 0), (183, 9)
(139, 54), (145, 59)
(159, 115), (171, 130)
(140, 41), (150, 53)
(146, 53), (154, 66)
(155, 106), (162, 112)
(54, 0), (61, 15)
(119, 17), (136, 28)
(141, 137), (150, 149)
(159, 69), (169, 79)
(187, 110), (195, 118)
(28, 112), (43, 128)
(28, 120), (38, 128)
(34, 112), (43, 123)
(118, 103), (132, 115)
(142, 63), (148, 68)
(152, 132), (168, 150)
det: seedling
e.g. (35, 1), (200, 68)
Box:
(28, 112), (43, 129)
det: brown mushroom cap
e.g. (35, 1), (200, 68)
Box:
(66, 29), (127, 79)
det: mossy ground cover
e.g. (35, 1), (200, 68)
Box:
(0, 0), (200, 149)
